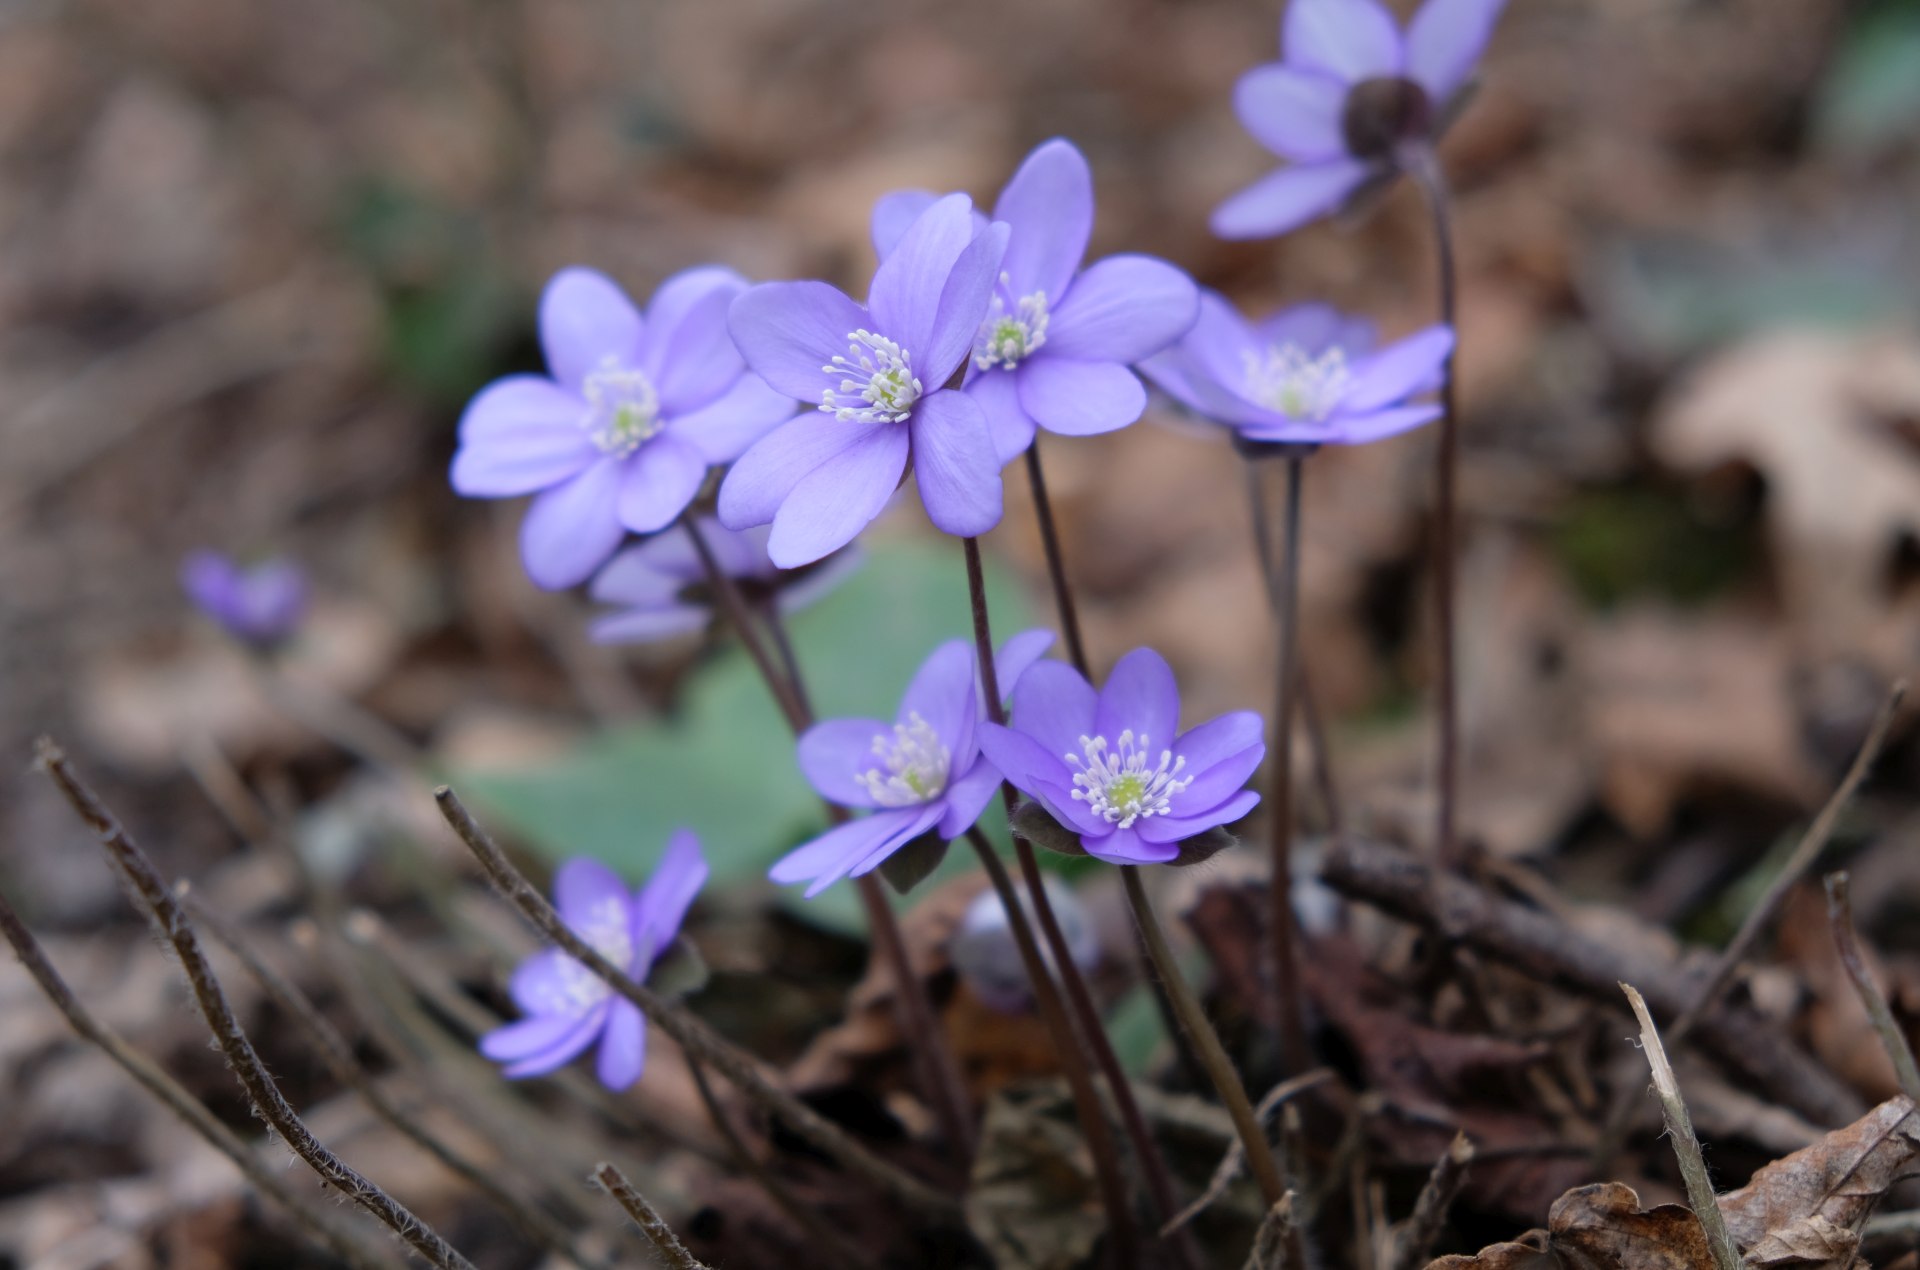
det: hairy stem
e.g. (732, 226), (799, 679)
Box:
(591, 1162), (711, 1270)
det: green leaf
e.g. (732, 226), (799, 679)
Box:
(1813, 0), (1920, 156)
(456, 538), (1035, 934)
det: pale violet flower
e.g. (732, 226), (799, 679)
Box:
(180, 551), (308, 650)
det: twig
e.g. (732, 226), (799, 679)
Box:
(1825, 872), (1920, 1103)
(1163, 1070), (1335, 1236)
(184, 893), (604, 1269)
(1621, 983), (1742, 1270)
(1320, 836), (1864, 1125)
(1242, 1193), (1299, 1270)
(590, 1162), (711, 1270)
(432, 784), (963, 1222)
(0, 885), (403, 1270)
(1389, 1133), (1474, 1270)
(36, 739), (476, 1270)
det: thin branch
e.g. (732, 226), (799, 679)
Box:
(0, 885), (403, 1270)
(1242, 1193), (1299, 1270)
(1163, 1070), (1335, 1236)
(36, 740), (475, 1270)
(1621, 983), (1742, 1270)
(1389, 1133), (1474, 1270)
(1825, 872), (1920, 1104)
(591, 1162), (712, 1270)
(432, 784), (963, 1222)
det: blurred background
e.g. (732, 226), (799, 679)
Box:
(5, 0), (1920, 1263)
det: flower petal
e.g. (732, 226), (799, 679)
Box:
(671, 373), (796, 464)
(797, 717), (895, 808)
(1138, 291), (1276, 429)
(648, 275), (748, 414)
(1341, 325), (1454, 412)
(1174, 730), (1266, 809)
(1284, 0), (1405, 82)
(767, 425), (910, 566)
(868, 193), (977, 369)
(590, 545), (684, 609)
(1406, 0), (1506, 104)
(964, 368), (1038, 465)
(976, 723), (1099, 833)
(992, 138), (1093, 303)
(1324, 402), (1441, 444)
(542, 268), (645, 392)
(554, 858), (629, 931)
(635, 829), (707, 957)
(718, 415), (884, 531)
(481, 1010), (602, 1069)
(507, 950), (577, 1015)
(937, 758), (1002, 839)
(1137, 788), (1261, 844)
(588, 605), (710, 645)
(769, 807), (927, 898)
(843, 804), (946, 887)
(1007, 661), (1098, 759)
(615, 435), (707, 534)
(909, 389), (1003, 537)
(1043, 255), (1200, 364)
(921, 221), (1012, 386)
(1017, 359), (1147, 438)
(1255, 303), (1377, 358)
(1233, 64), (1351, 162)
(1094, 648), (1179, 746)
(1210, 159), (1371, 241)
(595, 1000), (647, 1091)
(451, 377), (597, 497)
(728, 281), (869, 402)
(1083, 826), (1178, 865)
(899, 640), (978, 763)
(871, 189), (942, 260)
(992, 629), (1057, 706)
(1173, 711), (1267, 776)
(519, 461), (627, 590)
(776, 544), (863, 616)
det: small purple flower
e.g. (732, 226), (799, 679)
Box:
(769, 630), (1054, 897)
(1214, 0), (1507, 239)
(480, 832), (708, 1092)
(719, 194), (1011, 567)
(1141, 293), (1452, 447)
(451, 267), (796, 590)
(587, 518), (861, 646)
(872, 140), (1199, 464)
(180, 551), (308, 649)
(977, 648), (1265, 866)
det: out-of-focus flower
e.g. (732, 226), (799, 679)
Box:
(720, 194), (1010, 566)
(180, 551), (308, 650)
(587, 518), (861, 646)
(451, 267), (795, 590)
(951, 876), (1101, 1013)
(480, 833), (707, 1092)
(978, 648), (1264, 866)
(1213, 0), (1507, 239)
(769, 631), (1053, 897)
(871, 141), (1199, 463)
(1142, 293), (1452, 448)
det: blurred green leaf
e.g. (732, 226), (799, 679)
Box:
(1549, 482), (1763, 610)
(458, 538), (1035, 934)
(1814, 0), (1920, 156)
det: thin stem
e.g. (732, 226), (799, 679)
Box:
(963, 829), (1142, 1268)
(682, 517), (809, 733)
(0, 885), (403, 1270)
(761, 599), (815, 722)
(432, 785), (964, 1222)
(1824, 872), (1920, 1103)
(1402, 144), (1462, 871)
(1266, 455), (1310, 1073)
(1024, 443), (1089, 673)
(1121, 866), (1288, 1206)
(1389, 1134), (1474, 1270)
(590, 1162), (711, 1270)
(38, 740), (476, 1270)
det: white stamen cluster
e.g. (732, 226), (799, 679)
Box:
(973, 280), (1050, 371)
(821, 330), (922, 424)
(531, 895), (633, 1015)
(581, 358), (665, 457)
(1066, 730), (1191, 828)
(1242, 343), (1352, 422)
(856, 712), (951, 806)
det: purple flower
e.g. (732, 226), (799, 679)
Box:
(1141, 293), (1452, 447)
(587, 518), (861, 646)
(872, 141), (1199, 464)
(480, 832), (707, 1091)
(180, 551), (308, 649)
(451, 267), (796, 590)
(719, 195), (1011, 567)
(977, 648), (1264, 866)
(1214, 0), (1507, 239)
(769, 629), (1054, 897)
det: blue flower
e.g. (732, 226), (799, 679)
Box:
(180, 551), (308, 649)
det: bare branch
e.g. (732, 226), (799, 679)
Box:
(1825, 872), (1920, 1104)
(1389, 1133), (1474, 1270)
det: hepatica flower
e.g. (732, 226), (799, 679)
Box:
(1214, 0), (1507, 239)
(480, 832), (707, 1091)
(1142, 293), (1453, 447)
(770, 630), (1053, 897)
(873, 140), (1199, 463)
(451, 267), (796, 590)
(978, 649), (1264, 866)
(180, 550), (308, 650)
(587, 518), (860, 645)
(720, 194), (1011, 566)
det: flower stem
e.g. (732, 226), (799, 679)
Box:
(1120, 865), (1287, 1206)
(590, 1162), (711, 1270)
(1023, 443), (1089, 674)
(1401, 143), (1462, 871)
(682, 519), (974, 1162)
